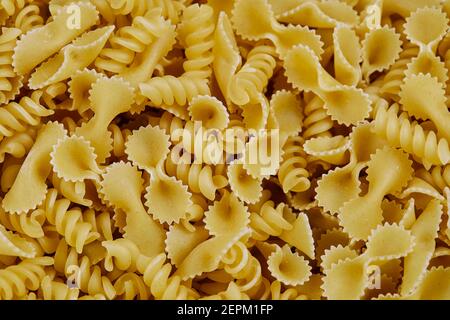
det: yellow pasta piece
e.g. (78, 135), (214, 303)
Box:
(303, 135), (351, 166)
(227, 161), (263, 204)
(401, 199), (442, 296)
(68, 68), (104, 116)
(0, 224), (36, 258)
(333, 26), (361, 86)
(212, 11), (241, 103)
(13, 1), (99, 75)
(2, 122), (65, 213)
(284, 45), (371, 126)
(165, 224), (209, 268)
(99, 162), (165, 257)
(409, 266), (450, 300)
(0, 27), (23, 105)
(144, 167), (192, 224)
(231, 0), (323, 58)
(28, 26), (114, 89)
(276, 0), (358, 28)
(75, 77), (135, 163)
(124, 125), (170, 172)
(316, 123), (385, 214)
(204, 190), (249, 236)
(322, 223), (415, 299)
(188, 95), (229, 130)
(361, 26), (402, 81)
(399, 73), (450, 141)
(267, 244), (311, 286)
(268, 90), (303, 139)
(50, 135), (102, 182)
(339, 146), (413, 240)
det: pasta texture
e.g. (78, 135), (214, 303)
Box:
(0, 0), (449, 301)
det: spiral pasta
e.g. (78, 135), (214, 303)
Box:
(0, 91), (53, 140)
(301, 93), (333, 139)
(178, 4), (215, 79)
(277, 135), (310, 193)
(372, 104), (450, 168)
(41, 189), (99, 253)
(229, 45), (277, 105)
(12, 4), (43, 32)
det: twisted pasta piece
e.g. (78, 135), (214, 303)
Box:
(0, 27), (22, 105)
(278, 135), (310, 193)
(179, 4), (215, 79)
(221, 241), (269, 299)
(0, 206), (45, 238)
(41, 189), (99, 253)
(139, 75), (210, 110)
(416, 165), (450, 193)
(114, 272), (149, 300)
(103, 239), (197, 299)
(82, 208), (114, 241)
(77, 256), (116, 299)
(0, 257), (53, 299)
(0, 0), (33, 24)
(372, 104), (450, 168)
(165, 148), (228, 200)
(39, 276), (79, 300)
(301, 94), (333, 139)
(95, 12), (167, 74)
(0, 91), (53, 140)
(0, 127), (36, 163)
(229, 45), (277, 105)
(269, 280), (308, 300)
(37, 82), (72, 110)
(106, 0), (183, 22)
(108, 123), (131, 159)
(249, 200), (293, 242)
(13, 4), (44, 32)
(379, 42), (419, 101)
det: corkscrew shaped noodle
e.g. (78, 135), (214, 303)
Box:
(0, 257), (53, 300)
(0, 91), (54, 140)
(178, 4), (215, 79)
(372, 104), (450, 169)
(0, 127), (36, 163)
(228, 45), (277, 105)
(41, 189), (99, 253)
(231, 0), (323, 58)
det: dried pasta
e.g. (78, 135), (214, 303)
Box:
(0, 0), (449, 301)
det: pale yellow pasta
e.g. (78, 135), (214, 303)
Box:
(0, 0), (449, 301)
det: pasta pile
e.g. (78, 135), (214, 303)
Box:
(0, 0), (449, 300)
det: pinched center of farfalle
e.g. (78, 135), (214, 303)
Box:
(99, 162), (165, 258)
(231, 0), (323, 58)
(339, 146), (414, 241)
(74, 77), (135, 163)
(322, 223), (416, 300)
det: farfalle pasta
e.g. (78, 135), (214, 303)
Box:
(0, 0), (449, 301)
